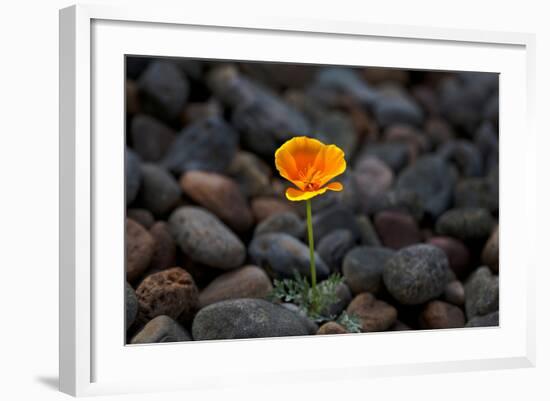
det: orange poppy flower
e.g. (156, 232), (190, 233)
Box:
(275, 136), (346, 201)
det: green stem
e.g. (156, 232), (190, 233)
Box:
(305, 198), (316, 290)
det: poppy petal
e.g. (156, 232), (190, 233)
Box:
(285, 186), (329, 201)
(326, 181), (343, 191)
(313, 145), (347, 186)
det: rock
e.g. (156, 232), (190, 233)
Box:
(308, 67), (378, 108)
(355, 214), (381, 246)
(192, 299), (312, 340)
(130, 114), (175, 162)
(322, 282), (353, 318)
(383, 124), (429, 163)
(228, 151), (272, 198)
(435, 208), (495, 242)
(317, 322), (348, 335)
(465, 311), (499, 327)
(311, 206), (361, 243)
(137, 60), (189, 122)
(254, 212), (304, 239)
(454, 177), (498, 213)
(148, 222), (177, 272)
(179, 171), (253, 232)
(314, 112), (358, 156)
(419, 300), (465, 329)
(475, 120), (499, 172)
(363, 67), (409, 85)
(131, 315), (192, 344)
(424, 117), (455, 147)
(126, 56), (150, 80)
(251, 197), (296, 222)
(438, 140), (483, 177)
(346, 292), (397, 332)
(373, 92), (424, 128)
(374, 210), (421, 250)
(126, 208), (155, 229)
(307, 172), (360, 214)
(390, 320), (411, 331)
(279, 303), (319, 334)
(395, 155), (455, 218)
(182, 100), (222, 125)
(383, 244), (450, 305)
(343, 246), (395, 295)
(427, 236), (471, 278)
(464, 266), (499, 320)
(481, 227), (499, 273)
(126, 148), (142, 205)
(162, 115), (238, 174)
(198, 265), (273, 308)
(126, 218), (155, 282)
(316, 229), (356, 273)
(443, 280), (465, 306)
(138, 164), (181, 216)
(353, 156), (394, 212)
(126, 80), (140, 115)
(168, 206), (246, 269)
(371, 188), (424, 222)
(249, 233), (329, 280)
(135, 267), (199, 324)
(360, 142), (409, 172)
(126, 282), (138, 329)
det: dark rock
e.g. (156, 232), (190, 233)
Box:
(427, 236), (471, 278)
(255, 212), (304, 239)
(251, 197), (296, 222)
(126, 208), (155, 229)
(126, 282), (138, 329)
(419, 300), (465, 329)
(207, 65), (262, 108)
(362, 67), (409, 85)
(249, 233), (329, 280)
(126, 218), (155, 282)
(346, 292), (397, 332)
(466, 311), (499, 327)
(138, 164), (181, 216)
(311, 206), (361, 243)
(179, 171), (253, 232)
(443, 280), (465, 306)
(322, 282), (353, 318)
(198, 265), (273, 308)
(481, 227), (499, 273)
(475, 120), (499, 172)
(371, 188), (424, 222)
(168, 206), (246, 269)
(383, 124), (429, 162)
(126, 80), (140, 115)
(464, 266), (499, 320)
(148, 222), (177, 272)
(137, 60), (189, 122)
(390, 320), (411, 331)
(192, 299), (312, 340)
(316, 229), (356, 273)
(317, 322), (348, 335)
(130, 114), (176, 162)
(162, 116), (238, 174)
(343, 246), (395, 295)
(374, 210), (421, 250)
(228, 151), (272, 198)
(383, 244), (450, 305)
(435, 208), (495, 242)
(279, 303), (319, 334)
(307, 172), (360, 214)
(395, 155), (455, 219)
(355, 215), (381, 246)
(438, 140), (483, 177)
(131, 315), (192, 344)
(314, 112), (358, 156)
(126, 148), (142, 205)
(373, 93), (424, 128)
(126, 56), (150, 80)
(182, 100), (222, 125)
(354, 156), (394, 213)
(361, 142), (409, 172)
(454, 177), (498, 212)
(424, 117), (455, 147)
(135, 267), (199, 324)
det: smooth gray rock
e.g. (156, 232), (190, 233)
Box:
(192, 299), (312, 340)
(131, 315), (192, 344)
(464, 266), (499, 320)
(254, 212), (305, 239)
(466, 311), (499, 327)
(436, 208), (495, 242)
(316, 229), (356, 273)
(138, 163), (181, 216)
(343, 246), (395, 295)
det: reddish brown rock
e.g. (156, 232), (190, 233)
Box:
(179, 171), (253, 232)
(374, 210), (421, 250)
(135, 267), (199, 325)
(127, 208), (155, 229)
(346, 292), (397, 332)
(482, 226), (499, 273)
(126, 218), (155, 282)
(149, 222), (177, 273)
(198, 265), (273, 308)
(419, 300), (465, 329)
(317, 322), (348, 335)
(251, 196), (296, 222)
(427, 236), (471, 278)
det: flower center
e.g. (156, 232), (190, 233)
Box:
(298, 165), (322, 191)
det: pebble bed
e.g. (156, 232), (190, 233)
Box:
(125, 57), (499, 343)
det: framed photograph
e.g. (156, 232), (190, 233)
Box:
(59, 3), (536, 397)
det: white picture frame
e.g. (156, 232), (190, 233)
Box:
(59, 3), (536, 397)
